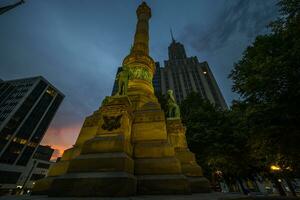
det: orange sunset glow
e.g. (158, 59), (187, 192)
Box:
(41, 123), (82, 160)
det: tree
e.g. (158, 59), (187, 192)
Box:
(180, 92), (254, 193)
(229, 0), (300, 195)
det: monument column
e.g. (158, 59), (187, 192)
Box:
(33, 2), (210, 197)
(122, 2), (157, 109)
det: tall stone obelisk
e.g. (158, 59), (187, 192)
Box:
(33, 2), (210, 197)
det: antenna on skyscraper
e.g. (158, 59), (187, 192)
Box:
(170, 28), (175, 43)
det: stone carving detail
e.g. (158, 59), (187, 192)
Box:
(166, 90), (180, 118)
(101, 114), (122, 131)
(128, 66), (152, 83)
(82, 113), (102, 127)
(101, 96), (111, 106)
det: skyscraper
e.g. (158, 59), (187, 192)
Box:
(159, 37), (227, 109)
(0, 76), (64, 193)
(21, 145), (55, 193)
(153, 62), (162, 94)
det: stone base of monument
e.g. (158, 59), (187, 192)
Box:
(67, 153), (134, 174)
(137, 175), (191, 195)
(31, 177), (54, 195)
(166, 119), (211, 194)
(188, 177), (211, 193)
(49, 172), (137, 197)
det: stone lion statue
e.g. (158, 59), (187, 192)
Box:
(166, 89), (180, 118)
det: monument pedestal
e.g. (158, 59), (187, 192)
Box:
(132, 102), (191, 194)
(50, 172), (136, 197)
(32, 145), (81, 195)
(137, 174), (190, 195)
(167, 119), (211, 193)
(33, 2), (210, 196)
(34, 98), (209, 196)
(34, 96), (137, 197)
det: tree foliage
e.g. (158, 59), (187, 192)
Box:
(180, 0), (300, 189)
(229, 0), (300, 174)
(181, 93), (253, 180)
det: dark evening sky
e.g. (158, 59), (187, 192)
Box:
(0, 0), (278, 158)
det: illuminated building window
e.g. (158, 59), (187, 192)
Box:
(46, 88), (56, 97)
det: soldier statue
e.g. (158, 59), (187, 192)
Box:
(116, 67), (130, 96)
(166, 89), (180, 118)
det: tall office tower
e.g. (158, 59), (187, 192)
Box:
(160, 37), (227, 109)
(20, 145), (55, 193)
(0, 76), (64, 194)
(112, 62), (161, 95)
(152, 62), (162, 94)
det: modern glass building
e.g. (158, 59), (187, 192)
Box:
(0, 76), (63, 194)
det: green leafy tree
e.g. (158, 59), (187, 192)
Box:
(229, 0), (300, 196)
(229, 0), (300, 172)
(180, 92), (254, 192)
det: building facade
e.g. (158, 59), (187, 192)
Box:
(152, 62), (162, 94)
(111, 38), (227, 109)
(0, 145), (54, 195)
(21, 145), (54, 194)
(0, 76), (63, 194)
(159, 38), (227, 109)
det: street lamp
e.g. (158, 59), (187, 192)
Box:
(270, 165), (281, 171)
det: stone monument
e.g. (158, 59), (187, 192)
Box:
(33, 2), (210, 197)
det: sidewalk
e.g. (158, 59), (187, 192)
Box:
(0, 192), (244, 200)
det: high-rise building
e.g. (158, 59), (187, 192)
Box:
(159, 37), (227, 109)
(0, 76), (63, 194)
(0, 145), (55, 195)
(153, 62), (162, 94)
(21, 145), (54, 194)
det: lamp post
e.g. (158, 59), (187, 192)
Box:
(270, 165), (297, 196)
(270, 165), (286, 196)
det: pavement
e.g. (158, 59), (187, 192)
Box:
(0, 192), (246, 200)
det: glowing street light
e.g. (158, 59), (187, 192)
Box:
(270, 165), (281, 171)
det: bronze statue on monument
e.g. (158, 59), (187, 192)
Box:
(116, 67), (130, 96)
(166, 89), (181, 118)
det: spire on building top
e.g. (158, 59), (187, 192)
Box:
(170, 28), (175, 43)
(168, 30), (187, 60)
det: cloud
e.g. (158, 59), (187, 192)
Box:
(177, 0), (279, 105)
(41, 123), (83, 158)
(182, 0), (278, 53)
